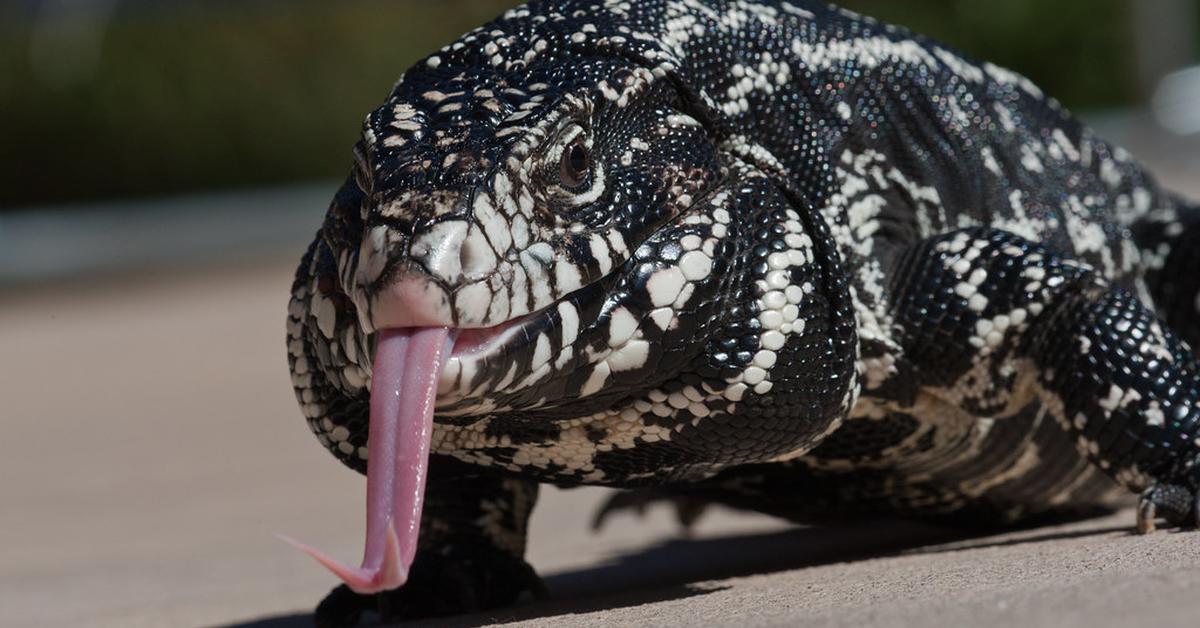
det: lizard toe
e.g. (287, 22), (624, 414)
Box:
(1136, 482), (1200, 534)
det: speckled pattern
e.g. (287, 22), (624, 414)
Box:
(285, 0), (1200, 623)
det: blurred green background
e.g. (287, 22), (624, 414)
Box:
(1, 0), (1197, 209)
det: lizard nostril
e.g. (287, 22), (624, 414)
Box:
(459, 225), (498, 280)
(410, 220), (467, 283)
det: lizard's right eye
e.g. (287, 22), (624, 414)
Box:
(540, 122), (597, 204)
(559, 136), (591, 190)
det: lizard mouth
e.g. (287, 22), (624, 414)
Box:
(435, 306), (553, 409)
(360, 272), (563, 403)
(446, 306), (542, 358)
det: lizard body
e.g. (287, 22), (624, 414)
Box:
(285, 1), (1200, 623)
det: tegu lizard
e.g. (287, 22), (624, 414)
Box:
(283, 0), (1200, 624)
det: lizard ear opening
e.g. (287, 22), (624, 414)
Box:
(351, 142), (372, 196)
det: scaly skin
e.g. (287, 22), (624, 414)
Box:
(286, 1), (1200, 623)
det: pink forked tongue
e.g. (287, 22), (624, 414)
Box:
(281, 326), (453, 594)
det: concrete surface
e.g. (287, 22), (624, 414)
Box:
(5, 254), (1200, 628)
(2, 131), (1197, 628)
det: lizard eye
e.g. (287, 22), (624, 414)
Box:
(539, 122), (602, 210)
(559, 135), (591, 190)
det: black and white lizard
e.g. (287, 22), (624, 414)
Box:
(284, 1), (1200, 624)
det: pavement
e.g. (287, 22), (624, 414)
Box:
(2, 125), (1198, 628)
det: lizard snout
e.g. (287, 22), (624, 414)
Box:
(354, 200), (503, 332)
(369, 273), (455, 330)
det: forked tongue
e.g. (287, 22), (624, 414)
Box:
(281, 326), (453, 593)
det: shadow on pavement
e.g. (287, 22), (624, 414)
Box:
(222, 518), (975, 627)
(223, 514), (1128, 627)
(538, 519), (963, 601)
(916, 523), (1131, 556)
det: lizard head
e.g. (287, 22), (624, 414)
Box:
(313, 30), (728, 430)
(286, 2), (858, 593)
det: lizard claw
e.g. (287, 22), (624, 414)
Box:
(1135, 482), (1200, 534)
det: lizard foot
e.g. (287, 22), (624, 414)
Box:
(313, 544), (545, 627)
(1136, 481), (1200, 534)
(591, 489), (710, 536)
